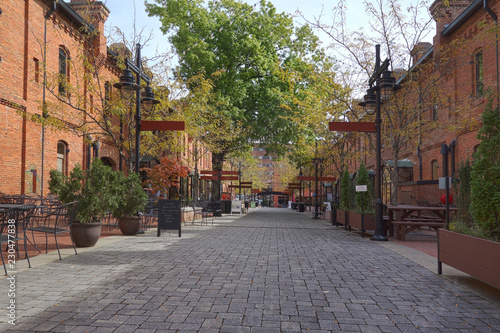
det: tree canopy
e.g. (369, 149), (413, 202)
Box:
(146, 0), (344, 163)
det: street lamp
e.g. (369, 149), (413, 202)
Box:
(359, 44), (399, 241)
(312, 142), (324, 219)
(114, 43), (159, 173)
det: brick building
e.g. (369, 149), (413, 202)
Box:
(0, 0), (122, 195)
(360, 0), (499, 205)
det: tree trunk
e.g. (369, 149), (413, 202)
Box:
(211, 151), (225, 202)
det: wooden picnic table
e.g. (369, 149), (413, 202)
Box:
(386, 205), (457, 241)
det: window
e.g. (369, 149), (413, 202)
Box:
(431, 105), (438, 121)
(59, 47), (68, 94)
(399, 167), (413, 182)
(34, 58), (40, 83)
(57, 141), (68, 175)
(475, 51), (483, 96)
(431, 160), (439, 180)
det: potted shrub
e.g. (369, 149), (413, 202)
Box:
(337, 169), (354, 227)
(49, 158), (116, 247)
(112, 172), (148, 236)
(350, 164), (376, 234)
(439, 96), (500, 289)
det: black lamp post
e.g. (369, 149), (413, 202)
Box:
(359, 44), (399, 241)
(312, 142), (324, 219)
(114, 43), (159, 173)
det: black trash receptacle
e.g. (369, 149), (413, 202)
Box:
(299, 202), (305, 212)
(224, 200), (232, 214)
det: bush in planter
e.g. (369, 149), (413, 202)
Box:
(470, 96), (500, 240)
(48, 158), (116, 224)
(49, 159), (117, 246)
(355, 163), (374, 214)
(112, 172), (148, 235)
(340, 169), (355, 210)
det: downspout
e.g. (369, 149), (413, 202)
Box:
(484, 0), (499, 111)
(41, 0), (57, 197)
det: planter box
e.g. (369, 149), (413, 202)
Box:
(336, 209), (348, 226)
(348, 211), (376, 235)
(438, 229), (500, 290)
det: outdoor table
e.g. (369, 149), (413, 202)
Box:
(386, 205), (457, 241)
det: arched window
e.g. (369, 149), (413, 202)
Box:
(431, 160), (439, 180)
(57, 141), (68, 175)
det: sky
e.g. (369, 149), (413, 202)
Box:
(103, 0), (435, 69)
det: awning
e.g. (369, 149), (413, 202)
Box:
(386, 159), (413, 168)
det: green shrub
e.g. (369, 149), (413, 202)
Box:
(470, 96), (500, 238)
(340, 169), (355, 210)
(355, 163), (374, 214)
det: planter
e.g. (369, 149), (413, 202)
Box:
(438, 229), (500, 290)
(71, 221), (102, 247)
(348, 211), (376, 235)
(118, 216), (142, 236)
(336, 209), (348, 227)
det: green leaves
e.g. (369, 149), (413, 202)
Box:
(470, 95), (500, 238)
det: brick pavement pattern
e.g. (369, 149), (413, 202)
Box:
(1, 208), (499, 332)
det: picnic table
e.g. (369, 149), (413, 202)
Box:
(386, 204), (457, 241)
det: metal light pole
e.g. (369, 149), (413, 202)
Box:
(359, 45), (398, 241)
(113, 43), (159, 174)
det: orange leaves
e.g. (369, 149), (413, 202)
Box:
(142, 156), (190, 192)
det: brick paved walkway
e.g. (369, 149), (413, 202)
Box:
(1, 208), (499, 332)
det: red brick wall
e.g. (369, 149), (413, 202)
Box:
(0, 0), (121, 195)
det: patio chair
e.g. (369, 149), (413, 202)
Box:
(0, 204), (36, 275)
(26, 201), (78, 260)
(141, 200), (158, 230)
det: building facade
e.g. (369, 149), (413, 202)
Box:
(0, 0), (121, 195)
(358, 0), (499, 205)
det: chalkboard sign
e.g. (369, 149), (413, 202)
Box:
(157, 199), (181, 237)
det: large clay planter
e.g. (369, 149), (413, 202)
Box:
(71, 221), (102, 247)
(438, 229), (500, 289)
(118, 216), (142, 236)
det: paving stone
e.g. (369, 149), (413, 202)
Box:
(0, 208), (498, 333)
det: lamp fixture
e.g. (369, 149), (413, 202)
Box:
(113, 69), (140, 100)
(141, 85), (160, 112)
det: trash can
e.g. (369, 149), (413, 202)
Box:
(299, 202), (305, 212)
(223, 200), (232, 214)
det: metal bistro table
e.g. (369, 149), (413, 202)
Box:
(386, 204), (458, 241)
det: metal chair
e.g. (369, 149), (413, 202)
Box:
(141, 200), (158, 230)
(26, 201), (78, 260)
(0, 204), (36, 275)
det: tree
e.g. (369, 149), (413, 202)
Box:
(146, 0), (341, 199)
(30, 4), (175, 173)
(470, 96), (500, 238)
(142, 156), (190, 197)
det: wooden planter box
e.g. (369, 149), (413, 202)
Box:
(348, 211), (376, 237)
(336, 209), (348, 226)
(438, 229), (500, 290)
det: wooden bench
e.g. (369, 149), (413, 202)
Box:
(391, 221), (446, 241)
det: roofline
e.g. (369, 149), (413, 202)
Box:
(442, 0), (484, 36)
(49, 0), (95, 34)
(396, 46), (434, 85)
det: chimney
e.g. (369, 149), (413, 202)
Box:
(411, 42), (432, 65)
(430, 0), (472, 34)
(69, 1), (110, 56)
